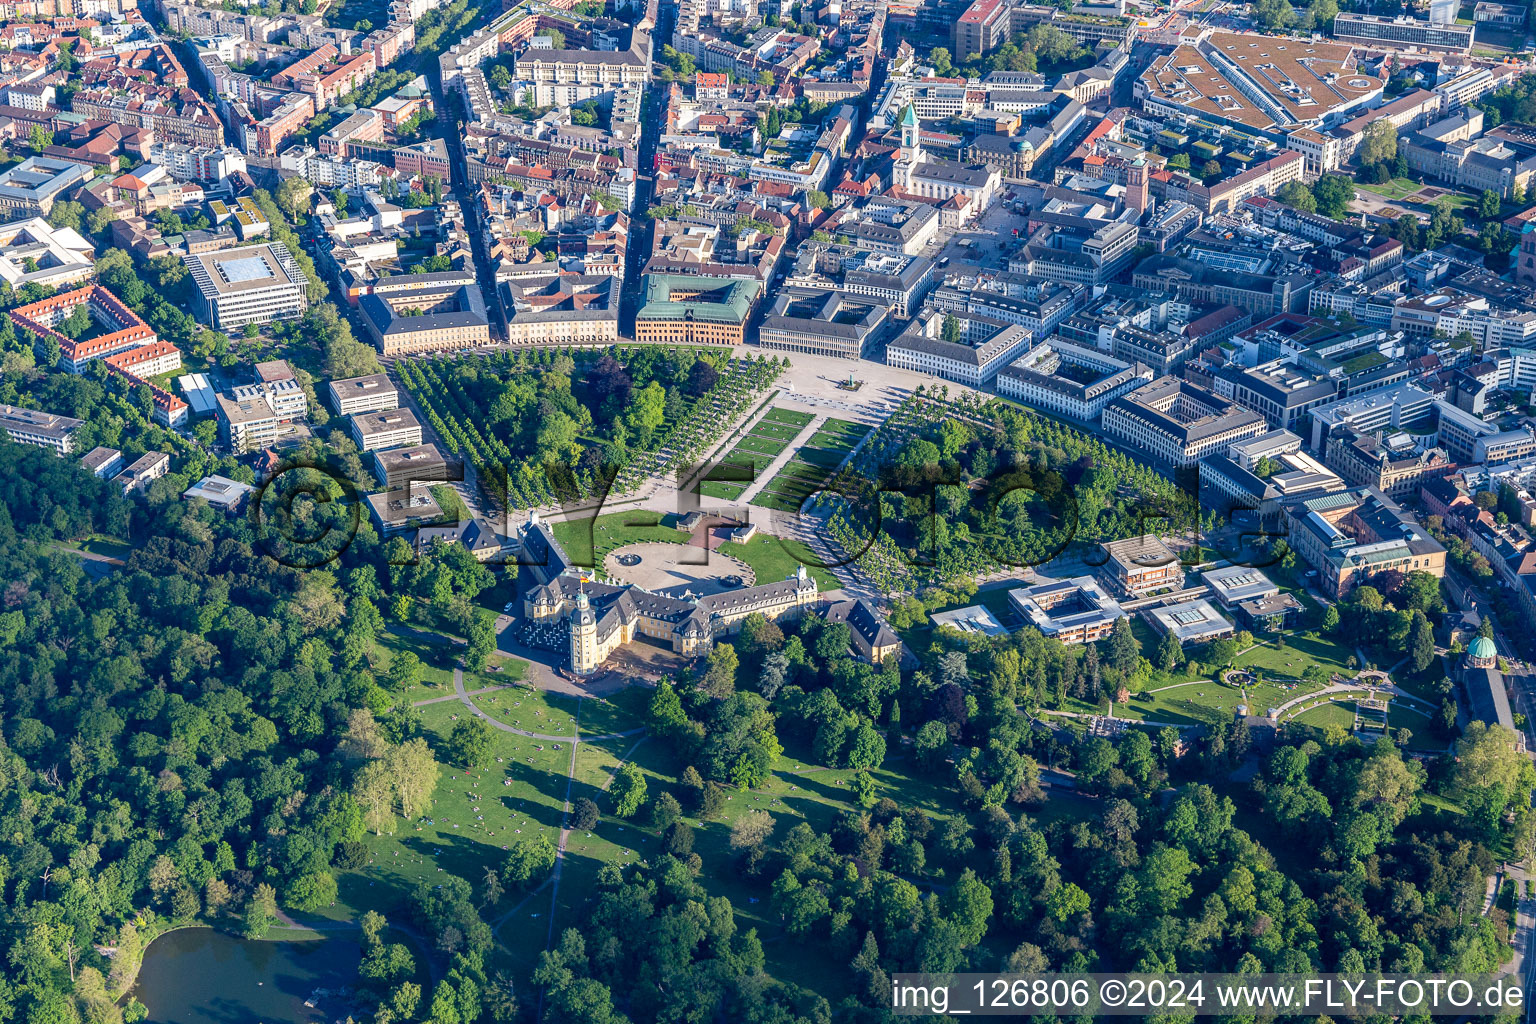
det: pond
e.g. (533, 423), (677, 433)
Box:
(134, 928), (363, 1024)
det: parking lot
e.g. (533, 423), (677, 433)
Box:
(919, 201), (1032, 270)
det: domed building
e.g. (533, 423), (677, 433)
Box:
(1467, 634), (1498, 669)
(1459, 629), (1520, 745)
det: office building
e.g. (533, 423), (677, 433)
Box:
(0, 404), (83, 454)
(1007, 575), (1124, 644)
(184, 242), (310, 330)
(329, 373), (399, 416)
(352, 408), (423, 452)
(1103, 376), (1268, 467)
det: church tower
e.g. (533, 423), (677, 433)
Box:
(899, 103), (922, 163)
(1125, 157), (1148, 215)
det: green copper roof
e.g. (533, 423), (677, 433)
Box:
(900, 103), (918, 128)
(1470, 635), (1497, 660)
(637, 274), (760, 325)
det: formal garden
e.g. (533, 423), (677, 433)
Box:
(394, 348), (786, 512)
(700, 405), (815, 501)
(818, 389), (1203, 594)
(747, 415), (870, 512)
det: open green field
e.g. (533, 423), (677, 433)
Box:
(749, 417), (869, 512)
(322, 702), (571, 965)
(371, 627), (528, 706)
(71, 534), (134, 559)
(371, 629), (458, 703)
(760, 406), (814, 427)
(718, 533), (839, 591)
(1065, 632), (1355, 726)
(733, 435), (789, 456)
(700, 480), (749, 501)
(551, 510), (685, 569)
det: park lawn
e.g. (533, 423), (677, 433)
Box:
(747, 421), (803, 442)
(1236, 634), (1353, 684)
(372, 629), (458, 704)
(719, 446), (776, 474)
(1393, 658), (1453, 703)
(1357, 177), (1424, 201)
(325, 702), (570, 938)
(734, 435), (789, 456)
(552, 510), (686, 568)
(701, 480), (749, 501)
(1386, 700), (1442, 751)
(468, 685), (580, 735)
(466, 654), (528, 689)
(1291, 698), (1364, 733)
(762, 407), (815, 427)
(718, 534), (839, 590)
(749, 489), (804, 513)
(793, 448), (848, 470)
(1118, 681), (1249, 726)
(578, 683), (653, 737)
(71, 534), (134, 560)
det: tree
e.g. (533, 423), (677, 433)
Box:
(447, 717), (492, 768)
(928, 46), (953, 76)
(537, 27), (566, 47)
(943, 870), (994, 947)
(1409, 610), (1436, 673)
(1277, 179), (1317, 213)
(757, 70), (774, 87)
(1046, 881), (1091, 921)
(1156, 629), (1183, 672)
(806, 189), (829, 210)
(503, 833), (556, 891)
(730, 810), (775, 850)
(1481, 188), (1503, 219)
(1359, 120), (1398, 167)
(1201, 158), (1223, 180)
(276, 176), (313, 221)
(941, 314), (962, 344)
(611, 761), (647, 817)
(572, 797), (599, 830)
(1313, 175), (1356, 219)
(27, 124), (52, 154)
(1250, 0), (1296, 29)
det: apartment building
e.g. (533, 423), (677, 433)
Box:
(80, 446), (124, 479)
(118, 451), (171, 494)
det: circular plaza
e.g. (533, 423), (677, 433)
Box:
(601, 541), (755, 597)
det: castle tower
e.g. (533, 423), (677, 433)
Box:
(569, 588), (598, 676)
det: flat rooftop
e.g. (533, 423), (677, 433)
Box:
(1140, 32), (1380, 130)
(931, 604), (1009, 636)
